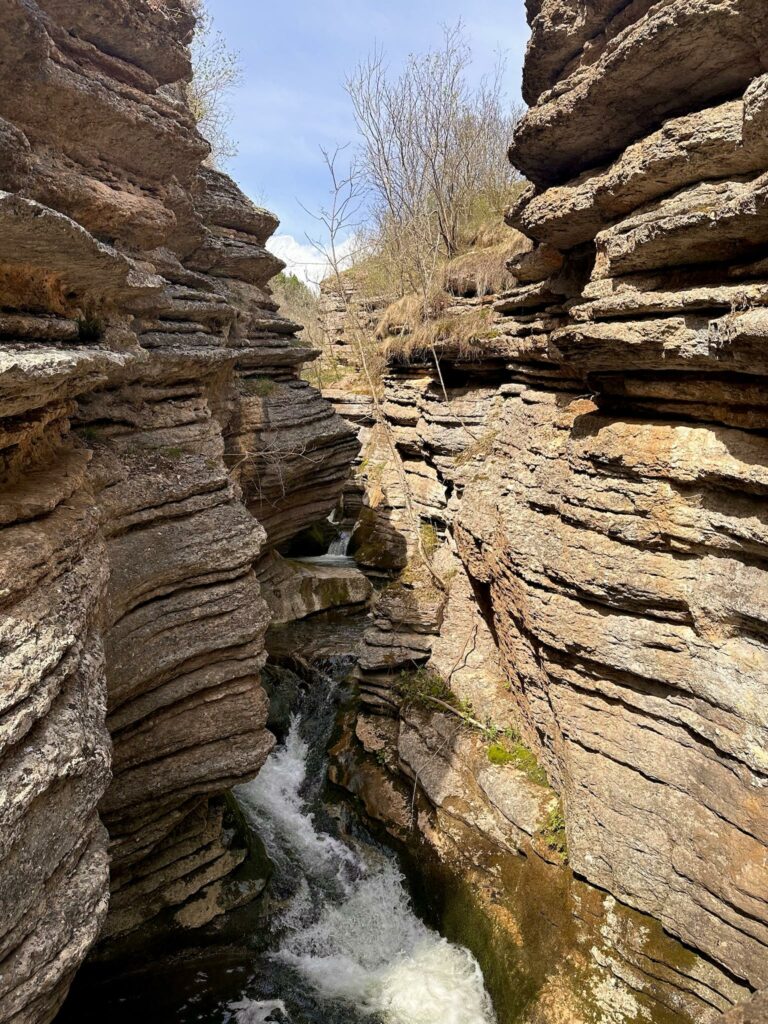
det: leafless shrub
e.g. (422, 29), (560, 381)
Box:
(346, 22), (523, 296)
(271, 273), (324, 346)
(187, 1), (243, 167)
(238, 436), (325, 503)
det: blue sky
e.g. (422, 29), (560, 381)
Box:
(204, 0), (528, 281)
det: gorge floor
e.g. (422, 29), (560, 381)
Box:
(55, 618), (497, 1024)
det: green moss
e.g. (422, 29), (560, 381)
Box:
(511, 744), (548, 786)
(397, 804), (703, 1024)
(401, 819), (577, 1024)
(487, 742), (515, 765)
(485, 728), (549, 786)
(161, 446), (183, 460)
(318, 577), (357, 607)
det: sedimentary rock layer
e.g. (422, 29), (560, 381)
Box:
(0, 2), (355, 1020)
(332, 1), (768, 1019)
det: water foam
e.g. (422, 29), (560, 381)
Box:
(235, 716), (359, 886)
(230, 998), (287, 1023)
(235, 718), (496, 1024)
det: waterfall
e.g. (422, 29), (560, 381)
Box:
(327, 530), (352, 556)
(233, 703), (496, 1024)
(56, 652), (498, 1023)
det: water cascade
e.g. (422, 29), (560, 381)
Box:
(327, 531), (353, 557)
(57, 652), (496, 1024)
(231, 665), (496, 1024)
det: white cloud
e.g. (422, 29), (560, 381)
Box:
(268, 234), (359, 290)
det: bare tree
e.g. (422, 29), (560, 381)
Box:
(341, 26), (522, 435)
(346, 22), (522, 295)
(187, 1), (243, 167)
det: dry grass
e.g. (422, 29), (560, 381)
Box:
(455, 429), (498, 466)
(465, 218), (522, 250)
(441, 241), (514, 298)
(456, 183), (527, 249)
(442, 222), (529, 297)
(375, 290), (450, 340)
(378, 303), (497, 363)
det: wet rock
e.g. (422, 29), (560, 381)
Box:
(257, 552), (373, 624)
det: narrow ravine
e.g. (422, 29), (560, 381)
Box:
(232, 666), (495, 1024)
(57, 642), (496, 1024)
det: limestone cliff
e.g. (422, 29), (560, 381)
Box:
(0, 2), (356, 1021)
(327, 2), (768, 1020)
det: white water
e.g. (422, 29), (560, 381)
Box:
(234, 717), (496, 1024)
(296, 529), (355, 569)
(229, 999), (287, 1023)
(327, 530), (352, 556)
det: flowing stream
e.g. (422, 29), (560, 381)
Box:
(296, 530), (355, 569)
(56, 646), (496, 1024)
(231, 680), (496, 1024)
(327, 530), (352, 556)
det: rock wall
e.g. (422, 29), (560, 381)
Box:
(500, 0), (768, 1000)
(0, 2), (356, 1021)
(329, 1), (768, 1020)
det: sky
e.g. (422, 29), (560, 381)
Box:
(204, 0), (529, 283)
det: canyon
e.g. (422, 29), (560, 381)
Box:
(0, 1), (767, 1024)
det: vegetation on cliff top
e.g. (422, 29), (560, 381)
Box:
(187, 0), (243, 167)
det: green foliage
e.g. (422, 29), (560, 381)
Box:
(188, 0), (243, 167)
(77, 308), (104, 342)
(78, 425), (104, 443)
(397, 667), (474, 718)
(273, 272), (310, 301)
(397, 667), (455, 707)
(541, 801), (568, 862)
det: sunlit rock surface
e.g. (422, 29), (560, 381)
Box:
(327, 1), (768, 1020)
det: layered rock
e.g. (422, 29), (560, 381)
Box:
(0, 2), (355, 1021)
(329, 2), (768, 1019)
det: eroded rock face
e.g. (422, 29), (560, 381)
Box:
(330, 2), (768, 1020)
(0, 2), (355, 1020)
